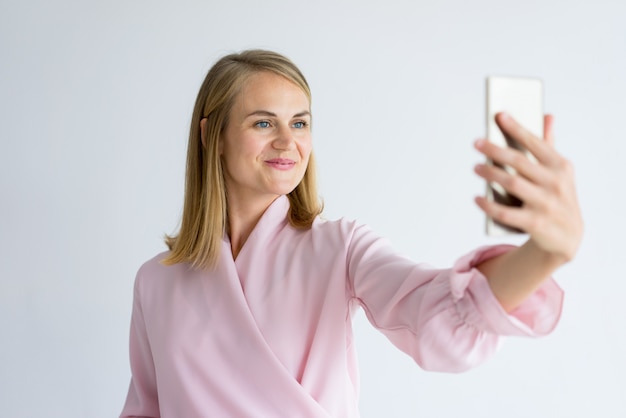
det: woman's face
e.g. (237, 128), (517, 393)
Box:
(220, 71), (312, 209)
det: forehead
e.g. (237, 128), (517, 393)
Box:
(232, 71), (310, 113)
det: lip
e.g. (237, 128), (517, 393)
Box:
(264, 158), (296, 171)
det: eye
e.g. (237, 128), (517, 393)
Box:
(255, 120), (271, 128)
(292, 121), (308, 129)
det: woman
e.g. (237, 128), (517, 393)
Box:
(120, 50), (582, 417)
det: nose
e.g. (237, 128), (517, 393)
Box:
(272, 124), (295, 150)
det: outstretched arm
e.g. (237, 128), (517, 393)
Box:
(473, 113), (583, 312)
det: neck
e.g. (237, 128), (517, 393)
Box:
(227, 194), (279, 260)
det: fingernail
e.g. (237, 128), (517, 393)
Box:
(475, 138), (487, 148)
(500, 112), (510, 120)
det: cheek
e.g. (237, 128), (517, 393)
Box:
(222, 135), (255, 165)
(238, 133), (266, 155)
(298, 137), (313, 160)
(302, 148), (312, 165)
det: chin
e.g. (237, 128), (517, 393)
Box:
(270, 179), (303, 194)
(273, 186), (298, 196)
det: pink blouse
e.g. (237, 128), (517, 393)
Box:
(120, 195), (563, 417)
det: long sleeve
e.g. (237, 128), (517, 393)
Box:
(120, 270), (160, 418)
(118, 196), (565, 416)
(346, 223), (563, 373)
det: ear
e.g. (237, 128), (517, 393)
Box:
(200, 118), (208, 149)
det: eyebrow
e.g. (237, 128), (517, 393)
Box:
(245, 110), (311, 118)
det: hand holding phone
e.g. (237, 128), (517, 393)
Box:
(485, 76), (544, 236)
(475, 78), (583, 262)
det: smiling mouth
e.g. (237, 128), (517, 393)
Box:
(265, 158), (296, 170)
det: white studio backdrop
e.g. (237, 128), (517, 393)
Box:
(1, 0), (624, 417)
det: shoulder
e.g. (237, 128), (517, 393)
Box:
(310, 216), (358, 239)
(311, 216), (396, 262)
(306, 215), (382, 250)
(133, 251), (193, 294)
(136, 250), (178, 276)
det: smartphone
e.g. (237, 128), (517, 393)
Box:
(485, 76), (544, 236)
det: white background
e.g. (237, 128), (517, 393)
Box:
(1, 0), (625, 417)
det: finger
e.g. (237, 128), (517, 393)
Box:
(474, 162), (546, 206)
(544, 114), (555, 147)
(474, 196), (537, 233)
(496, 112), (559, 167)
(475, 139), (551, 186)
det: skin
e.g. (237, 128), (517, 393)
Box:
(211, 71), (312, 259)
(473, 113), (583, 312)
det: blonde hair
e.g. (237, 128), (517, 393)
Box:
(162, 50), (323, 270)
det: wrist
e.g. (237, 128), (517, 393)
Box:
(524, 239), (570, 269)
